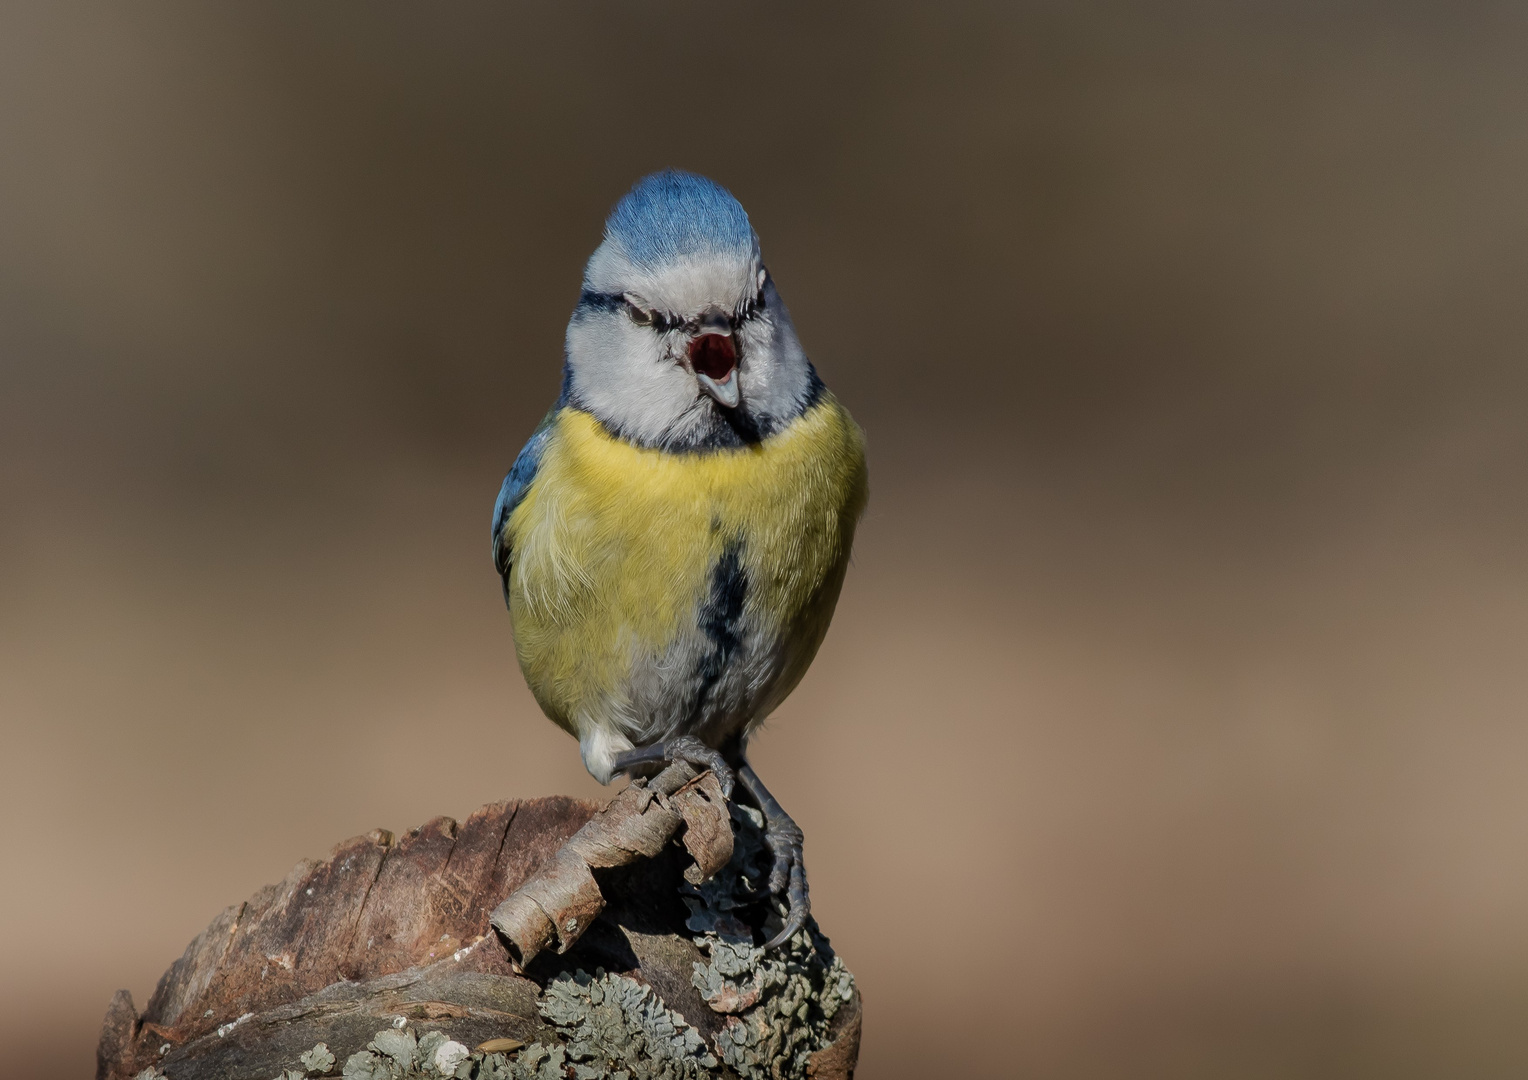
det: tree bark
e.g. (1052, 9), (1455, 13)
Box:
(97, 774), (859, 1080)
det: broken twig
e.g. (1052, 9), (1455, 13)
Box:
(490, 762), (732, 967)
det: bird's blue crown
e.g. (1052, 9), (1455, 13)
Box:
(603, 170), (756, 268)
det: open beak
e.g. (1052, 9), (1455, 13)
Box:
(689, 311), (740, 408)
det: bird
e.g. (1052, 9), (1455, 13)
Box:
(492, 170), (867, 948)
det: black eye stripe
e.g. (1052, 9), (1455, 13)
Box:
(578, 289), (764, 332)
(576, 289), (625, 314)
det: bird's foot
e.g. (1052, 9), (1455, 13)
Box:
(761, 812), (809, 950)
(663, 735), (735, 798)
(611, 735), (735, 799)
(735, 761), (811, 950)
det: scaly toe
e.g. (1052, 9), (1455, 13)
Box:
(763, 857), (810, 949)
(761, 820), (809, 949)
(663, 735), (735, 798)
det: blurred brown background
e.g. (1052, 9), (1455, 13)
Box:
(4, 3), (1528, 1077)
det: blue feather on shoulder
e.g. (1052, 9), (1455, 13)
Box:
(492, 410), (557, 602)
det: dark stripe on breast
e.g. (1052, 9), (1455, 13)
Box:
(690, 539), (748, 725)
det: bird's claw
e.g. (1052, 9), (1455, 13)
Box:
(761, 816), (808, 949)
(662, 735), (735, 799)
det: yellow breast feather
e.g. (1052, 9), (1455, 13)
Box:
(506, 397), (867, 740)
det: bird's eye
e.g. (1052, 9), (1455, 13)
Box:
(625, 301), (654, 327)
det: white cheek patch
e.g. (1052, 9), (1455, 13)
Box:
(735, 281), (813, 418)
(567, 315), (705, 445)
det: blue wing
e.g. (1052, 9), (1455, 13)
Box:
(492, 409), (556, 606)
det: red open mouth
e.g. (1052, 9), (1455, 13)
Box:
(689, 333), (737, 382)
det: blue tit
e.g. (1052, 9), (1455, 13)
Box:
(492, 170), (867, 947)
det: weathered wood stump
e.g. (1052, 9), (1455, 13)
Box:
(97, 769), (860, 1080)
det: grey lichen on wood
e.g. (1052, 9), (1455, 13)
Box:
(539, 969), (718, 1078)
(684, 807), (856, 1080)
(98, 784), (859, 1080)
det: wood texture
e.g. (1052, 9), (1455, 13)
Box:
(490, 763), (732, 967)
(97, 787), (859, 1080)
